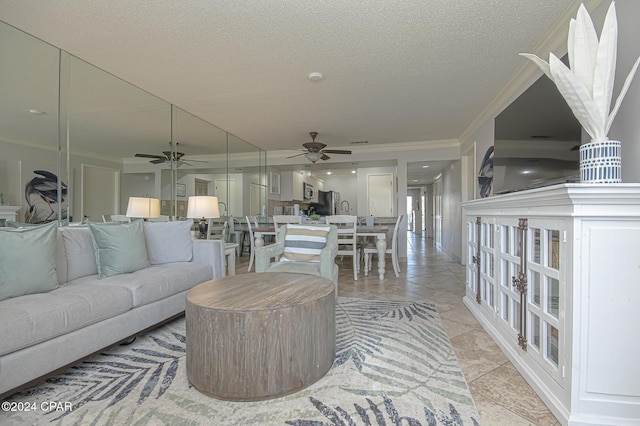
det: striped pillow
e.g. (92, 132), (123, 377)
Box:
(281, 224), (330, 263)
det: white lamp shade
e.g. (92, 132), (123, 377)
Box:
(187, 196), (220, 219)
(126, 197), (160, 218)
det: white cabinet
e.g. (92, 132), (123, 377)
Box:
(0, 205), (20, 224)
(280, 171), (293, 201)
(462, 184), (640, 426)
(292, 171), (304, 201)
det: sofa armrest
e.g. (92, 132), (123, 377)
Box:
(192, 239), (226, 279)
(319, 244), (338, 278)
(255, 242), (285, 273)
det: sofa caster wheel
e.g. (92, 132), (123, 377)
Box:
(120, 336), (137, 345)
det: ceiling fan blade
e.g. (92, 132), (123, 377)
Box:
(135, 153), (164, 159)
(322, 149), (351, 155)
(303, 141), (327, 152)
(321, 154), (331, 161)
(182, 158), (209, 163)
(287, 152), (306, 159)
(150, 158), (166, 164)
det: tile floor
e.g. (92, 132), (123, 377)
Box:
(234, 231), (560, 426)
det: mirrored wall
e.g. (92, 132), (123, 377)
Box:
(0, 20), (266, 225)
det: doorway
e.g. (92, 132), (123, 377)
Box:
(433, 175), (443, 247)
(194, 179), (209, 196)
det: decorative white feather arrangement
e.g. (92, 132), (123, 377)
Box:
(520, 2), (640, 143)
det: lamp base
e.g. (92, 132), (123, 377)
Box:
(198, 218), (208, 239)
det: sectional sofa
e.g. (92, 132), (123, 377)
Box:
(0, 220), (226, 398)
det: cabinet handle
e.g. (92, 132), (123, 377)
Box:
(512, 273), (527, 293)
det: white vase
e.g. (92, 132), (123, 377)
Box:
(579, 139), (622, 183)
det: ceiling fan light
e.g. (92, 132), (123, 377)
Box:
(305, 152), (323, 163)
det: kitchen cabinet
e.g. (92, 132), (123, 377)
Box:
(292, 171), (304, 201)
(279, 171), (293, 201)
(461, 184), (640, 426)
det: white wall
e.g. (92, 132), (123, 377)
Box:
(608, 0), (640, 182)
(322, 174), (358, 214)
(121, 172), (156, 209)
(440, 160), (462, 262)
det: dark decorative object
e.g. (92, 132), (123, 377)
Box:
(478, 146), (494, 198)
(25, 170), (68, 223)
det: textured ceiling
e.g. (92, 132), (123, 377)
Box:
(0, 0), (585, 155)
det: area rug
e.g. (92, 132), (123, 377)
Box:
(1, 298), (481, 425)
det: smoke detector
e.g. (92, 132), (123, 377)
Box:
(308, 72), (324, 82)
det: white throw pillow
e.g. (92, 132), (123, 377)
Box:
(281, 224), (330, 263)
(143, 220), (193, 265)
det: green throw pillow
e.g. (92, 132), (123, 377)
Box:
(0, 221), (59, 301)
(88, 220), (150, 279)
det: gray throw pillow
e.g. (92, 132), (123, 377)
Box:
(0, 221), (59, 301)
(88, 220), (150, 278)
(143, 220), (193, 264)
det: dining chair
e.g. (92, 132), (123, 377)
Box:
(325, 215), (359, 280)
(245, 215), (258, 272)
(207, 218), (228, 241)
(255, 224), (339, 296)
(226, 216), (243, 255)
(363, 214), (404, 278)
(273, 215), (301, 239)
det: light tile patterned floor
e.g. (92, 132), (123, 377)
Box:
(234, 232), (560, 426)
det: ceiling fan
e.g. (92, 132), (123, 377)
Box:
(135, 142), (208, 167)
(287, 132), (352, 163)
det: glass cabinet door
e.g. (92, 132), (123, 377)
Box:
(495, 218), (524, 344)
(525, 218), (566, 385)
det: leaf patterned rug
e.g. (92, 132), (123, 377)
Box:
(2, 298), (481, 425)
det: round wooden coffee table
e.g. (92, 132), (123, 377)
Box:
(185, 272), (335, 401)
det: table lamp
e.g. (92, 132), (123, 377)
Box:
(187, 196), (220, 239)
(126, 197), (160, 219)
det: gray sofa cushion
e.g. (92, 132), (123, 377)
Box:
(0, 282), (133, 356)
(144, 220), (193, 264)
(60, 226), (98, 282)
(77, 262), (212, 308)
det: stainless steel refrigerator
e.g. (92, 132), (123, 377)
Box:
(312, 190), (340, 216)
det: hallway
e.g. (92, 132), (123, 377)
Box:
(236, 232), (559, 425)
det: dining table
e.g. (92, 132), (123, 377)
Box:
(252, 225), (389, 279)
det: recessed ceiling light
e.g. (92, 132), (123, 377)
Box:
(351, 170), (356, 174)
(422, 165), (429, 168)
(412, 179), (419, 182)
(28, 108), (45, 115)
(521, 169), (533, 174)
(308, 72), (323, 82)
(326, 171), (332, 175)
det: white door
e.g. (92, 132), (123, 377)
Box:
(81, 164), (120, 222)
(367, 173), (394, 216)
